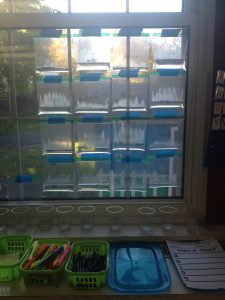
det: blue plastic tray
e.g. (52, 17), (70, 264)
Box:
(107, 242), (170, 294)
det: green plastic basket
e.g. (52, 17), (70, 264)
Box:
(65, 240), (109, 289)
(0, 235), (32, 282)
(20, 238), (70, 286)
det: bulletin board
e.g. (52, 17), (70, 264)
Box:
(205, 70), (225, 167)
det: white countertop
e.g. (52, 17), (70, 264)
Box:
(0, 224), (225, 299)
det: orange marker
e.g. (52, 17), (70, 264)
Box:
(23, 243), (49, 270)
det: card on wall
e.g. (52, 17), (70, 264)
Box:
(205, 70), (225, 167)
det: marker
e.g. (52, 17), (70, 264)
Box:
(34, 246), (64, 269)
(52, 244), (71, 269)
(29, 241), (39, 260)
(71, 252), (107, 272)
(23, 243), (49, 270)
(43, 244), (57, 258)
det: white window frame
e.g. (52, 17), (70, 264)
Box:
(0, 0), (216, 223)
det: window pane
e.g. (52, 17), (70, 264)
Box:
(0, 120), (19, 200)
(11, 0), (68, 13)
(0, 0), (9, 13)
(0, 26), (188, 200)
(0, 30), (11, 116)
(19, 120), (42, 199)
(71, 0), (126, 13)
(129, 0), (182, 12)
(12, 30), (39, 116)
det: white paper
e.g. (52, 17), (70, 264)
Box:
(167, 239), (225, 290)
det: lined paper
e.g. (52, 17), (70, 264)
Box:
(167, 239), (225, 290)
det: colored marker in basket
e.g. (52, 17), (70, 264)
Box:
(52, 244), (71, 269)
(23, 243), (49, 270)
(23, 243), (70, 270)
(32, 246), (64, 269)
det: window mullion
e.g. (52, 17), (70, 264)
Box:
(8, 30), (24, 199)
(126, 35), (130, 198)
(0, 13), (197, 29)
(126, 0), (129, 13)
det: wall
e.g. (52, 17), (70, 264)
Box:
(206, 0), (225, 223)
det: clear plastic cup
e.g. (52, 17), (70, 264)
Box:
(138, 207), (156, 234)
(106, 205), (124, 232)
(11, 206), (30, 232)
(78, 205), (95, 232)
(0, 207), (9, 233)
(159, 205), (177, 234)
(56, 205), (73, 232)
(184, 207), (201, 235)
(36, 205), (54, 231)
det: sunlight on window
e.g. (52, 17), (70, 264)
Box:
(129, 0), (182, 12)
(2, 0), (183, 13)
(71, 0), (126, 13)
(43, 0), (68, 12)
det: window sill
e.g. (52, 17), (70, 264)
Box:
(5, 223), (225, 240)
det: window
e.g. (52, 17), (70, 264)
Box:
(0, 0), (215, 220)
(129, 0), (182, 12)
(0, 0), (183, 13)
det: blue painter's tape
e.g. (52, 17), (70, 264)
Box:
(121, 111), (141, 119)
(149, 149), (177, 158)
(80, 73), (101, 81)
(41, 29), (62, 37)
(118, 69), (139, 78)
(43, 75), (63, 83)
(48, 116), (66, 124)
(16, 175), (32, 183)
(80, 152), (110, 161)
(48, 155), (73, 163)
(81, 115), (104, 122)
(121, 155), (143, 163)
(152, 109), (180, 118)
(80, 28), (101, 36)
(119, 28), (143, 36)
(158, 69), (181, 76)
(161, 29), (181, 37)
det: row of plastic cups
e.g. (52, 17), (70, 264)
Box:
(0, 205), (198, 234)
(76, 205), (179, 234)
(138, 206), (178, 234)
(78, 205), (200, 235)
(0, 205), (177, 233)
(0, 205), (114, 233)
(136, 206), (200, 235)
(0, 205), (96, 233)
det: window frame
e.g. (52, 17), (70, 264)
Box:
(0, 0), (216, 222)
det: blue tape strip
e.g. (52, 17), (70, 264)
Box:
(80, 73), (101, 81)
(48, 116), (66, 124)
(48, 155), (73, 163)
(80, 28), (101, 36)
(161, 29), (181, 37)
(16, 175), (32, 183)
(121, 155), (143, 163)
(80, 152), (110, 161)
(41, 29), (62, 37)
(149, 149), (177, 158)
(158, 69), (181, 76)
(81, 115), (104, 122)
(118, 69), (139, 78)
(119, 28), (143, 36)
(43, 75), (63, 83)
(121, 111), (141, 119)
(152, 109), (180, 118)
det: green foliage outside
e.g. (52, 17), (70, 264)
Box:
(0, 1), (99, 189)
